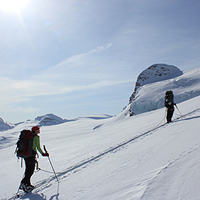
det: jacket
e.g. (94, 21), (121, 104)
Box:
(32, 135), (44, 155)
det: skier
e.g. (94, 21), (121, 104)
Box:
(165, 90), (176, 123)
(19, 126), (49, 193)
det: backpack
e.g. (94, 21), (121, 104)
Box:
(16, 130), (35, 158)
(165, 90), (174, 107)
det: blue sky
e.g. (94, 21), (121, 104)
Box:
(1, 0), (200, 123)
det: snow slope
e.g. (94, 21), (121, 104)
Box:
(130, 67), (200, 115)
(0, 94), (200, 199)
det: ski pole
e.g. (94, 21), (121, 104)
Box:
(175, 104), (182, 116)
(43, 145), (59, 182)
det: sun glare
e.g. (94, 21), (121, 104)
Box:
(0, 0), (29, 12)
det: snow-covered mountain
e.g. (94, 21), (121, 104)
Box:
(134, 64), (182, 90)
(129, 64), (183, 103)
(0, 117), (14, 131)
(35, 113), (69, 126)
(130, 65), (200, 115)
(0, 113), (113, 131)
(0, 114), (68, 130)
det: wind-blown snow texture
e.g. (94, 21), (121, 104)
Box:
(0, 67), (200, 200)
(130, 66), (200, 115)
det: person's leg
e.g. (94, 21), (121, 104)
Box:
(21, 156), (36, 185)
(167, 109), (170, 123)
(168, 109), (174, 122)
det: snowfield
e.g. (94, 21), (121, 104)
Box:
(0, 94), (200, 200)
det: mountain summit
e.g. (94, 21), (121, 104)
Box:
(129, 64), (200, 115)
(129, 64), (183, 104)
(135, 64), (182, 89)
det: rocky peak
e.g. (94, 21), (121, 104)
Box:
(129, 64), (183, 104)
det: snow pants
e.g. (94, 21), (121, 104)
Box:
(21, 156), (36, 185)
(167, 108), (174, 123)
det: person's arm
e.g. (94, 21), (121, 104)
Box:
(33, 135), (49, 156)
(33, 135), (44, 155)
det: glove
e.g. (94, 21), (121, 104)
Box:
(42, 152), (49, 157)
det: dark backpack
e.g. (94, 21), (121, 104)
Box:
(165, 90), (174, 107)
(16, 130), (35, 158)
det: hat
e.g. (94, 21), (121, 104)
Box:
(32, 126), (40, 132)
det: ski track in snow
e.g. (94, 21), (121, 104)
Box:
(7, 107), (200, 200)
(141, 146), (200, 200)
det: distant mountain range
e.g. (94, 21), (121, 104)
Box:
(0, 113), (113, 131)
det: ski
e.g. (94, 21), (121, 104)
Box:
(9, 190), (32, 200)
(8, 175), (54, 200)
(9, 185), (36, 200)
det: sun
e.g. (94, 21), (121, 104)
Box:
(0, 0), (29, 12)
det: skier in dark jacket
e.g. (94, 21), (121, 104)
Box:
(165, 90), (176, 123)
(19, 126), (49, 193)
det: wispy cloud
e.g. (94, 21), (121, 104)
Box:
(1, 76), (131, 98)
(33, 43), (115, 85)
(0, 72), (132, 114)
(59, 79), (133, 93)
(54, 43), (112, 67)
(0, 41), (131, 121)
